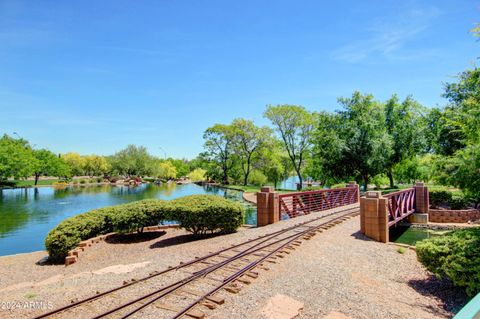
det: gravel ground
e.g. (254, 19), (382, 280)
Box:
(0, 204), (466, 318)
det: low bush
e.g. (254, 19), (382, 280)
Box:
(45, 195), (244, 262)
(167, 195), (244, 236)
(79, 179), (87, 184)
(429, 190), (453, 208)
(416, 228), (480, 296)
(449, 194), (470, 210)
(45, 199), (167, 262)
(96, 177), (103, 183)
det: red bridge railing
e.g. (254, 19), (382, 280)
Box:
(278, 187), (359, 219)
(384, 188), (416, 226)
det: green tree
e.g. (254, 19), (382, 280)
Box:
(83, 155), (109, 177)
(230, 118), (272, 186)
(384, 95), (427, 187)
(203, 124), (235, 184)
(0, 134), (35, 181)
(311, 92), (392, 190)
(425, 107), (465, 156)
(110, 145), (154, 177)
(264, 105), (315, 190)
(158, 161), (177, 179)
(168, 158), (190, 177)
(187, 168), (207, 182)
(62, 152), (86, 176)
(32, 149), (70, 185)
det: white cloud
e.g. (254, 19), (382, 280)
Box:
(332, 6), (442, 63)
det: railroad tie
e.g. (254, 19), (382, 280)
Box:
(206, 295), (225, 305)
(186, 309), (205, 319)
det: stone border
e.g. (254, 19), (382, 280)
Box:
(65, 224), (180, 266)
(429, 208), (480, 223)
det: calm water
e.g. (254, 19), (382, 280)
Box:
(0, 183), (256, 256)
(389, 226), (448, 246)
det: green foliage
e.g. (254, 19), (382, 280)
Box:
(429, 190), (453, 208)
(312, 92), (392, 190)
(45, 195), (243, 262)
(230, 118), (273, 186)
(449, 194), (470, 210)
(169, 195), (244, 236)
(83, 155), (109, 177)
(371, 174), (389, 189)
(384, 95), (427, 187)
(264, 104), (315, 190)
(203, 124), (236, 184)
(109, 145), (156, 177)
(157, 161), (177, 179)
(416, 228), (480, 296)
(187, 168), (207, 182)
(61, 152), (86, 176)
(397, 247), (407, 254)
(0, 134), (35, 181)
(248, 170), (267, 186)
(32, 149), (71, 184)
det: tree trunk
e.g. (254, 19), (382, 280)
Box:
(362, 174), (369, 192)
(34, 173), (40, 186)
(296, 171), (303, 191)
(387, 168), (394, 189)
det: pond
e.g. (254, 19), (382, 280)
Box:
(389, 225), (449, 246)
(0, 183), (257, 257)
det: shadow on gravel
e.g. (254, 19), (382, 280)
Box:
(350, 231), (373, 241)
(149, 233), (221, 249)
(408, 275), (469, 314)
(105, 231), (167, 244)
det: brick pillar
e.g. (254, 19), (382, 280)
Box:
(257, 186), (279, 227)
(409, 182), (429, 224)
(360, 191), (389, 243)
(414, 182), (429, 214)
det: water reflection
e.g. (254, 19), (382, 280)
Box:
(0, 183), (257, 256)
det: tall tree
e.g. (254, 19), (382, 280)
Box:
(230, 118), (272, 186)
(62, 152), (86, 176)
(203, 124), (235, 184)
(384, 95), (427, 187)
(0, 134), (35, 181)
(110, 145), (154, 177)
(32, 149), (70, 185)
(337, 92), (392, 190)
(83, 155), (109, 177)
(264, 105), (315, 190)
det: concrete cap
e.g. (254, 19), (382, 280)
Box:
(261, 186), (274, 193)
(365, 191), (381, 198)
(415, 182), (425, 187)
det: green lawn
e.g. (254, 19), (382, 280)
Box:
(222, 184), (295, 193)
(9, 179), (60, 187)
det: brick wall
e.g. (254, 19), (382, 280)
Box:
(429, 209), (480, 223)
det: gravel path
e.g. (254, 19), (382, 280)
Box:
(0, 204), (466, 318)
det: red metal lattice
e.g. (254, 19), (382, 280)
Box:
(278, 187), (359, 219)
(384, 188), (416, 226)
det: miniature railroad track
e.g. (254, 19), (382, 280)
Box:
(33, 205), (359, 319)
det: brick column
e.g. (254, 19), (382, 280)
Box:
(360, 191), (389, 243)
(257, 186), (279, 227)
(409, 182), (429, 224)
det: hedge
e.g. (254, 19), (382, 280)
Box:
(416, 227), (480, 296)
(45, 195), (244, 263)
(167, 195), (244, 236)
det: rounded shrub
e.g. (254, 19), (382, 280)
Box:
(45, 195), (244, 263)
(45, 199), (167, 263)
(429, 190), (453, 208)
(167, 195), (244, 236)
(416, 227), (480, 296)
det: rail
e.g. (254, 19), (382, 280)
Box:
(278, 187), (359, 219)
(384, 188), (416, 226)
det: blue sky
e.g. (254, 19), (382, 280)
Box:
(0, 0), (478, 159)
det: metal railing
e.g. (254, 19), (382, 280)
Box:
(384, 188), (416, 226)
(278, 187), (359, 219)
